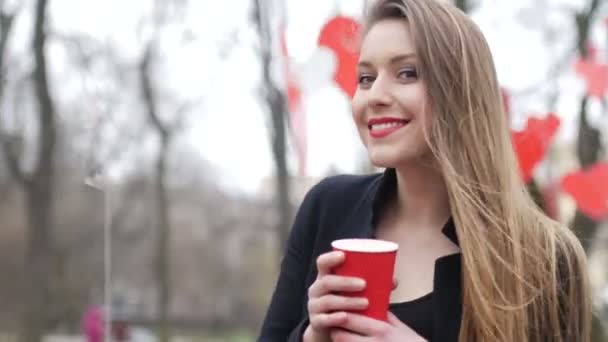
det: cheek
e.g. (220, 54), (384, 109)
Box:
(396, 88), (426, 113)
(350, 97), (367, 127)
(350, 98), (369, 146)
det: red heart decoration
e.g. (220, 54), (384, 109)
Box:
(561, 162), (608, 220)
(318, 16), (361, 98)
(575, 46), (608, 99)
(511, 113), (560, 183)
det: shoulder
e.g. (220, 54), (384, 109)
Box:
(304, 172), (383, 208)
(521, 217), (592, 340)
(552, 222), (588, 274)
(537, 218), (588, 281)
(551, 222), (592, 340)
(286, 172), (383, 258)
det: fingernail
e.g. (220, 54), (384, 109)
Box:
(355, 279), (366, 287)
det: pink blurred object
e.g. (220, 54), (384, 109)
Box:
(83, 305), (104, 342)
(574, 44), (608, 99)
(280, 27), (307, 176)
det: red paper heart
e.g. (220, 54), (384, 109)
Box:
(575, 47), (608, 99)
(318, 16), (361, 98)
(561, 163), (608, 220)
(511, 113), (560, 183)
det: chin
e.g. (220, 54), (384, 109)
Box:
(367, 146), (432, 169)
(367, 149), (407, 169)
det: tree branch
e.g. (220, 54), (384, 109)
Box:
(576, 0), (602, 58)
(0, 133), (27, 184)
(139, 44), (170, 139)
(32, 0), (57, 181)
(0, 6), (27, 184)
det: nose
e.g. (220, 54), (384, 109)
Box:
(367, 74), (392, 108)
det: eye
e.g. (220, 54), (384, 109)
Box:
(397, 67), (418, 80)
(357, 74), (375, 87)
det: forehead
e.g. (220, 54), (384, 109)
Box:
(359, 19), (416, 61)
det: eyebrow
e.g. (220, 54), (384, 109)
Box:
(358, 53), (417, 68)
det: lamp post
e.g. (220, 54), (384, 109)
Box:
(85, 170), (113, 342)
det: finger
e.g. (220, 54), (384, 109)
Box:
(335, 312), (389, 336)
(330, 329), (369, 342)
(308, 275), (366, 298)
(308, 294), (368, 314)
(309, 312), (348, 330)
(392, 278), (399, 290)
(387, 311), (404, 326)
(315, 251), (344, 276)
(387, 312), (424, 338)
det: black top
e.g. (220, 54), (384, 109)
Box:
(390, 292), (434, 340)
(258, 168), (463, 342)
(258, 168), (579, 342)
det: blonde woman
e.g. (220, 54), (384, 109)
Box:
(258, 0), (592, 341)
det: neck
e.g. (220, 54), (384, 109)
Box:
(392, 162), (451, 229)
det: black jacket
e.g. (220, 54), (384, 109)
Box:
(258, 169), (463, 341)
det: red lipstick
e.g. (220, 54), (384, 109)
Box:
(367, 117), (410, 139)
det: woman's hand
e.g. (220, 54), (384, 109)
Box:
(303, 251), (369, 342)
(330, 312), (427, 342)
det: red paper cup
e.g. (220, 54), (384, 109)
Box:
(331, 238), (398, 321)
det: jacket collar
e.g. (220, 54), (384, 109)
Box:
(366, 168), (459, 246)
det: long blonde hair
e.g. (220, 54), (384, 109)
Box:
(365, 1), (592, 341)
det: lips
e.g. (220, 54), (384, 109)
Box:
(367, 117), (410, 139)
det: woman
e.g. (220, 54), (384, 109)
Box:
(258, 0), (591, 341)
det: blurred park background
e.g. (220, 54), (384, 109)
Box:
(0, 0), (607, 341)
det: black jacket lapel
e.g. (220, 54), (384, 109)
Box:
(432, 253), (462, 341)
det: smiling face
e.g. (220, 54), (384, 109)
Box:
(352, 19), (431, 169)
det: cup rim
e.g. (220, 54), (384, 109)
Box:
(331, 238), (398, 253)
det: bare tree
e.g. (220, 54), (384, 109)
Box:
(571, 0), (604, 253)
(571, 1), (607, 339)
(0, 0), (58, 341)
(252, 0), (293, 256)
(139, 43), (175, 342)
(0, 1), (16, 100)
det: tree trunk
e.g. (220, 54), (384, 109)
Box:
(270, 85), (291, 255)
(252, 0), (292, 256)
(571, 0), (603, 254)
(572, 97), (602, 252)
(140, 46), (172, 342)
(20, 0), (57, 341)
(155, 135), (171, 342)
(22, 182), (55, 342)
(572, 1), (606, 340)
